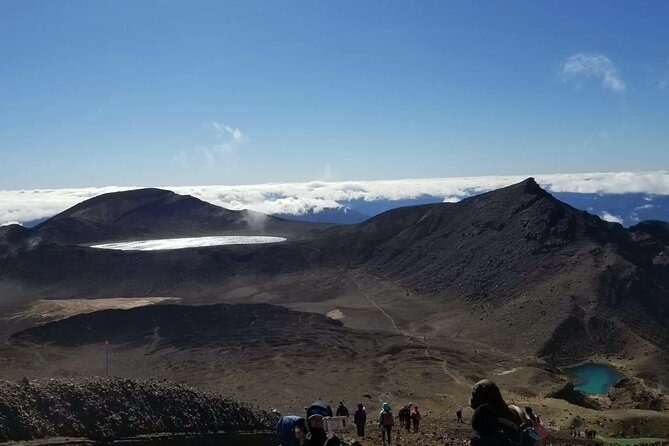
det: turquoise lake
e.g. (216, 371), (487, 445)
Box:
(565, 363), (623, 394)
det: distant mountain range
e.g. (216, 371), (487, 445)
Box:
(3, 172), (669, 229)
(276, 192), (669, 226)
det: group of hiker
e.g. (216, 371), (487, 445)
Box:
(277, 401), (343, 446)
(276, 400), (421, 446)
(277, 379), (548, 446)
(397, 403), (422, 434)
(376, 401), (422, 445)
(571, 429), (597, 439)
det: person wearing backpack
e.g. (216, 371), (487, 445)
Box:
(525, 407), (546, 445)
(378, 402), (394, 446)
(398, 405), (408, 432)
(411, 406), (421, 433)
(354, 402), (366, 438)
(470, 404), (513, 446)
(404, 403), (413, 432)
(336, 401), (349, 417)
(469, 380), (541, 446)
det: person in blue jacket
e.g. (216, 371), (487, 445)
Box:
(353, 402), (366, 438)
(276, 415), (303, 446)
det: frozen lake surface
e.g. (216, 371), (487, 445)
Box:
(91, 235), (287, 251)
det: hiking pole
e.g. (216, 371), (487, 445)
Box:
(105, 340), (109, 377)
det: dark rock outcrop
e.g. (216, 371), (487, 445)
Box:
(0, 377), (275, 442)
(545, 382), (602, 410)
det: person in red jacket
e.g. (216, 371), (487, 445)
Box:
(410, 406), (421, 433)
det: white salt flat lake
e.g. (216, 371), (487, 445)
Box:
(90, 235), (287, 251)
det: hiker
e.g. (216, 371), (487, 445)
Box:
(404, 403), (413, 432)
(354, 402), (366, 438)
(378, 402), (394, 446)
(411, 405), (421, 433)
(277, 415), (304, 446)
(525, 407), (546, 440)
(398, 405), (409, 432)
(306, 401), (341, 446)
(336, 401), (349, 417)
(470, 380), (542, 446)
(294, 418), (311, 446)
(470, 404), (513, 446)
(457, 408), (464, 423)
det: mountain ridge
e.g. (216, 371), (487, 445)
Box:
(1, 178), (667, 374)
(32, 187), (324, 244)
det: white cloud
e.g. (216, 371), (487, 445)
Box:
(176, 122), (247, 167)
(212, 122), (247, 143)
(560, 53), (626, 92)
(599, 211), (623, 224)
(2, 171), (669, 226)
(659, 60), (669, 91)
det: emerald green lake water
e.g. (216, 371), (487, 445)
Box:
(565, 363), (623, 394)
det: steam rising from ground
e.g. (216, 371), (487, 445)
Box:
(90, 235), (286, 251)
(1, 171), (668, 225)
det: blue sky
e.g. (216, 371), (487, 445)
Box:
(0, 1), (668, 189)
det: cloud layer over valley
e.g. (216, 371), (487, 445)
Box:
(1, 171), (668, 227)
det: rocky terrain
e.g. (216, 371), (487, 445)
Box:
(609, 378), (669, 412)
(315, 179), (669, 362)
(0, 179), (668, 442)
(0, 377), (274, 442)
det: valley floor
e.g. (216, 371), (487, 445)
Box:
(0, 271), (668, 441)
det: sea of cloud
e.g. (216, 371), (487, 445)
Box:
(1, 171), (668, 226)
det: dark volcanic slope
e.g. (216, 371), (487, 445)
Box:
(320, 178), (627, 294)
(33, 188), (320, 244)
(10, 303), (356, 349)
(0, 377), (274, 442)
(316, 178), (669, 359)
(0, 223), (37, 258)
(631, 220), (669, 245)
(2, 179), (668, 365)
(5, 302), (417, 403)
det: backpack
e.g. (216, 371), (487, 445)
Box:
(498, 406), (541, 446)
(533, 420), (546, 439)
(382, 411), (393, 426)
(519, 425), (542, 446)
